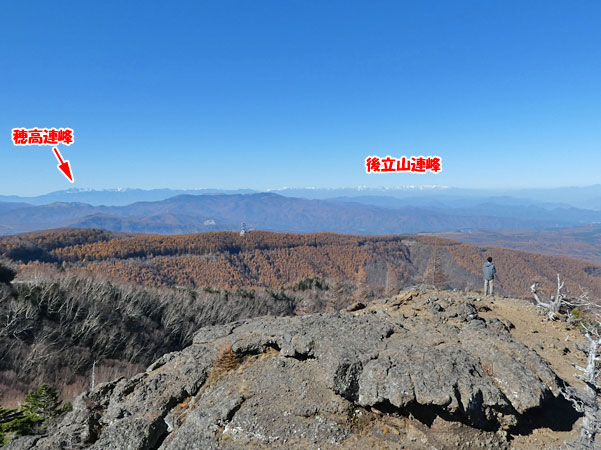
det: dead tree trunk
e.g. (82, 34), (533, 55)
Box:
(576, 333), (600, 448)
(561, 292), (601, 449)
(531, 273), (566, 318)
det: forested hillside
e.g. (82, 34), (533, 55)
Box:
(0, 267), (302, 407)
(2, 229), (601, 299)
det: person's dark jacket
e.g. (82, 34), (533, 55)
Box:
(483, 262), (496, 280)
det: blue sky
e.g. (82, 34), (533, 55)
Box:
(2, 1), (600, 195)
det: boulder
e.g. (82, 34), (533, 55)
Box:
(6, 305), (565, 449)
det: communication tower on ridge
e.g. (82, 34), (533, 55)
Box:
(240, 222), (247, 236)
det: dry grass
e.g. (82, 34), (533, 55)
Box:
(214, 344), (239, 372)
(207, 343), (241, 385)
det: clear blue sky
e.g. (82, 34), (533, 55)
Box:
(2, 1), (600, 196)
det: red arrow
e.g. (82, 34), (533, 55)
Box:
(52, 147), (74, 183)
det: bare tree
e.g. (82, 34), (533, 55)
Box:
(0, 295), (37, 339)
(531, 273), (568, 318)
(560, 293), (601, 449)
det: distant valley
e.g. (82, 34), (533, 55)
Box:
(436, 225), (601, 264)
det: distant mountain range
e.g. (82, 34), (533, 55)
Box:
(0, 188), (257, 207)
(2, 185), (601, 208)
(1, 191), (601, 235)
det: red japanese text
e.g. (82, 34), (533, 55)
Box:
(365, 155), (442, 174)
(12, 128), (74, 146)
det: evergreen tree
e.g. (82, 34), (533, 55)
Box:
(22, 384), (67, 420)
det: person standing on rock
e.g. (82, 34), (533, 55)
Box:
(483, 257), (496, 296)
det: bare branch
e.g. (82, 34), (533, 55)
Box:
(531, 275), (570, 314)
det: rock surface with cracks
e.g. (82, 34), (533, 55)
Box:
(5, 290), (572, 450)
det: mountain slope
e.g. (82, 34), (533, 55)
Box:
(3, 230), (601, 300)
(3, 185), (601, 208)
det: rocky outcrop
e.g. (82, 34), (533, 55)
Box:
(7, 294), (571, 449)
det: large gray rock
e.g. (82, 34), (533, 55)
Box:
(6, 304), (564, 449)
